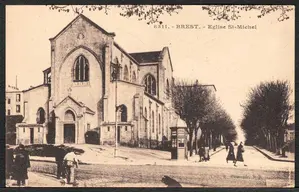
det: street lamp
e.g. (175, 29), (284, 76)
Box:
(111, 62), (121, 158)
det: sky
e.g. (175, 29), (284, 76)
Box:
(6, 6), (295, 139)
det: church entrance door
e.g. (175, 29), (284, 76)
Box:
(64, 124), (75, 143)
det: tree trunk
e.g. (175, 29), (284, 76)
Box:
(203, 131), (206, 147)
(194, 129), (198, 155)
(189, 131), (193, 157)
(210, 131), (213, 149)
(267, 132), (270, 150)
(270, 133), (272, 151)
(269, 133), (272, 151)
(270, 134), (275, 152)
(274, 136), (279, 154)
(269, 134), (272, 151)
(277, 130), (283, 155)
(274, 136), (277, 153)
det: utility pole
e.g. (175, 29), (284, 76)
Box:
(112, 62), (121, 158)
(115, 75), (118, 157)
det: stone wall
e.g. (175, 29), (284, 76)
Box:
(23, 85), (49, 124)
(16, 125), (46, 145)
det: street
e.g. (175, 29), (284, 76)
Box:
(7, 145), (293, 187)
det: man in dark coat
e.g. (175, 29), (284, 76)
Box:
(56, 145), (67, 179)
(14, 144), (30, 186)
(225, 142), (229, 152)
(235, 142), (247, 167)
(6, 145), (14, 179)
(198, 146), (204, 162)
(226, 142), (236, 166)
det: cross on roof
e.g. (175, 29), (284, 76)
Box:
(67, 87), (72, 95)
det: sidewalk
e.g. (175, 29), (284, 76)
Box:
(6, 172), (70, 187)
(253, 146), (295, 163)
(29, 144), (225, 166)
(6, 171), (204, 188)
(187, 146), (225, 162)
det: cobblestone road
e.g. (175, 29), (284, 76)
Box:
(7, 146), (294, 187)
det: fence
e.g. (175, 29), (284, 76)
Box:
(138, 138), (171, 151)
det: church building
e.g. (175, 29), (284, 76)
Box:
(12, 14), (180, 147)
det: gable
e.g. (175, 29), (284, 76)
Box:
(55, 96), (95, 115)
(50, 14), (115, 41)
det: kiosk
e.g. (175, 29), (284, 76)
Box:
(170, 118), (188, 160)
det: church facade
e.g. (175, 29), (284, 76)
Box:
(13, 14), (179, 146)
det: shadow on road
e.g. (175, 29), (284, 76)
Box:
(161, 175), (182, 187)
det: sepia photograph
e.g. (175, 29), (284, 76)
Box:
(5, 5), (295, 188)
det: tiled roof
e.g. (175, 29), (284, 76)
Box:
(6, 85), (20, 92)
(23, 84), (48, 92)
(129, 51), (162, 64)
(43, 67), (51, 73)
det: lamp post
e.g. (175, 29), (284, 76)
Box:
(112, 62), (121, 158)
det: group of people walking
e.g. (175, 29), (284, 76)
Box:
(226, 141), (247, 167)
(6, 144), (80, 187)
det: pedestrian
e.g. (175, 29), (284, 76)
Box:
(235, 142), (247, 167)
(63, 149), (79, 185)
(6, 145), (14, 179)
(56, 145), (67, 179)
(225, 142), (228, 152)
(204, 145), (210, 161)
(14, 144), (30, 187)
(212, 139), (217, 151)
(226, 142), (236, 166)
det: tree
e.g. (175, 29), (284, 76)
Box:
(202, 5), (293, 22)
(240, 80), (293, 153)
(171, 80), (218, 156)
(48, 5), (183, 25)
(49, 5), (293, 25)
(202, 104), (237, 146)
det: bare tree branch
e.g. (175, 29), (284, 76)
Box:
(202, 5), (293, 22)
(48, 5), (293, 25)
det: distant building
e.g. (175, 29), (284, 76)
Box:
(7, 14), (180, 146)
(6, 85), (23, 116)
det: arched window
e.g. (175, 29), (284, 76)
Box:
(73, 55), (89, 82)
(132, 71), (137, 83)
(36, 108), (45, 124)
(143, 74), (156, 95)
(119, 105), (127, 122)
(152, 111), (155, 133)
(124, 65), (129, 81)
(144, 107), (147, 132)
(65, 110), (76, 122)
(159, 114), (161, 134)
(85, 64), (89, 81)
(166, 79), (170, 97)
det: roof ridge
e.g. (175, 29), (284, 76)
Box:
(50, 14), (115, 41)
(129, 50), (162, 54)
